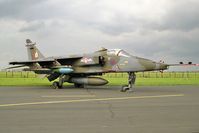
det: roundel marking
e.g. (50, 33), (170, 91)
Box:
(35, 51), (39, 58)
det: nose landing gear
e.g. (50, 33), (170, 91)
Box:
(121, 72), (136, 92)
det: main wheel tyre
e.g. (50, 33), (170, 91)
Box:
(52, 81), (59, 89)
(58, 84), (63, 89)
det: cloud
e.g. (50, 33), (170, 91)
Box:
(149, 0), (199, 31)
(0, 0), (198, 71)
(19, 21), (45, 32)
(0, 0), (45, 19)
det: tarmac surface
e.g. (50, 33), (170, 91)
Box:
(0, 86), (199, 133)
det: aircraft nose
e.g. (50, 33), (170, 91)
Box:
(155, 62), (168, 70)
(160, 63), (169, 70)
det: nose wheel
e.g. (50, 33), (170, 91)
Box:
(121, 72), (136, 92)
(121, 85), (130, 92)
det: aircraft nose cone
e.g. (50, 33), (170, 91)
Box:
(160, 63), (168, 70)
(155, 62), (168, 70)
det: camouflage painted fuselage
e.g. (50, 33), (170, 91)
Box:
(8, 39), (197, 88)
(70, 48), (168, 74)
(9, 40), (169, 85)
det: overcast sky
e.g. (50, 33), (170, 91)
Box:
(0, 0), (199, 71)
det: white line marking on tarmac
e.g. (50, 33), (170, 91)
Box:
(0, 94), (184, 107)
(41, 95), (96, 98)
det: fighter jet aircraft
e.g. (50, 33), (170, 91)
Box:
(8, 39), (198, 92)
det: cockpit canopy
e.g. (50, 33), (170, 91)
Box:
(107, 49), (131, 57)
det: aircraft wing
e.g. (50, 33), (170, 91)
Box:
(9, 56), (82, 67)
(56, 56), (82, 65)
(9, 60), (53, 65)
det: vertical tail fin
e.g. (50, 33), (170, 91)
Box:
(26, 39), (44, 60)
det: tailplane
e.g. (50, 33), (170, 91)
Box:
(26, 39), (44, 60)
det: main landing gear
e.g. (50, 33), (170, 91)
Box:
(52, 75), (64, 89)
(121, 72), (136, 92)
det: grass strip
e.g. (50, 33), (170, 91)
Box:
(0, 77), (199, 86)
